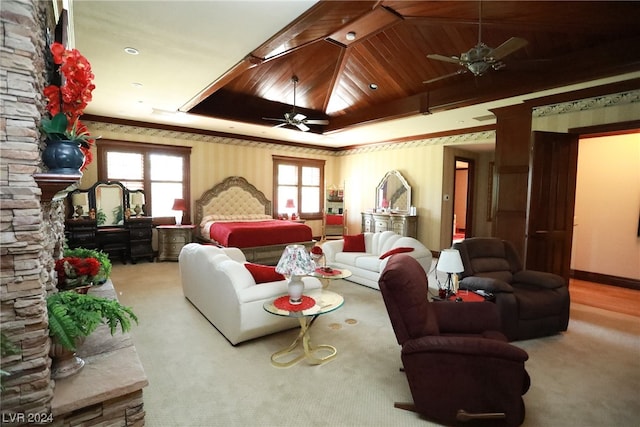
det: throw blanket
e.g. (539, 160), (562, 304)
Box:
(209, 220), (312, 248)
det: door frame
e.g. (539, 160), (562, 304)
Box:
(453, 156), (475, 239)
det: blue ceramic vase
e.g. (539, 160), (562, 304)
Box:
(42, 139), (84, 174)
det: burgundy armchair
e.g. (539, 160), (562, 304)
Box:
(378, 254), (530, 427)
(453, 237), (570, 341)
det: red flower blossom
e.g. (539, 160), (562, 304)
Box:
(42, 42), (97, 171)
(55, 256), (101, 289)
(311, 246), (323, 255)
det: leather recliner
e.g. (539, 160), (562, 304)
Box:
(453, 237), (570, 341)
(378, 254), (530, 427)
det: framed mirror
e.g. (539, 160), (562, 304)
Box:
(95, 182), (125, 226)
(68, 189), (90, 218)
(376, 170), (411, 213)
(128, 190), (146, 216)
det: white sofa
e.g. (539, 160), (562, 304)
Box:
(179, 243), (322, 345)
(321, 231), (432, 290)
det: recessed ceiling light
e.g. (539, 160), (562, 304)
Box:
(369, 83), (378, 90)
(124, 47), (139, 55)
(346, 31), (356, 41)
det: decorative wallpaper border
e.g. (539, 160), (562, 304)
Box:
(87, 121), (496, 157)
(533, 90), (639, 117)
(88, 89), (637, 156)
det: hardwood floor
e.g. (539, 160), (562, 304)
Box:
(570, 279), (640, 318)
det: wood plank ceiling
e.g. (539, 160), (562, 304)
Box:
(186, 1), (640, 135)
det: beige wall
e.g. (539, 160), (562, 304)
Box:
(337, 142), (445, 250)
(572, 134), (640, 280)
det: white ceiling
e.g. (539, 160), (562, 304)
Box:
(70, 0), (639, 150)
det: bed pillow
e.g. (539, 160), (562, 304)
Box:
(244, 263), (285, 284)
(379, 246), (414, 259)
(343, 233), (366, 252)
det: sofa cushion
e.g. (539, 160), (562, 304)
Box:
(335, 251), (367, 266)
(343, 233), (366, 252)
(379, 246), (415, 259)
(355, 255), (383, 273)
(244, 263), (285, 284)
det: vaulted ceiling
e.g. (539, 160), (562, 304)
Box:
(76, 1), (640, 148)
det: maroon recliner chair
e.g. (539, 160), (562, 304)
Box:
(453, 237), (570, 341)
(378, 254), (530, 427)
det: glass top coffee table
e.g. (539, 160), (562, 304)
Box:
(263, 289), (344, 368)
(311, 266), (352, 288)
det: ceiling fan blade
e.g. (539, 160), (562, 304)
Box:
(427, 54), (461, 64)
(423, 69), (467, 84)
(296, 122), (310, 132)
(292, 113), (307, 122)
(303, 119), (329, 125)
(263, 117), (286, 123)
(488, 37), (528, 61)
(273, 123), (289, 129)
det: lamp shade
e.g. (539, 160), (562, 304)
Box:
(172, 198), (186, 211)
(275, 244), (315, 276)
(285, 198), (296, 209)
(437, 249), (464, 273)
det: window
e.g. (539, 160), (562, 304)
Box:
(273, 155), (325, 220)
(98, 140), (191, 221)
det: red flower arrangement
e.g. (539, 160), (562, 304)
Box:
(55, 256), (101, 290)
(311, 246), (323, 256)
(41, 42), (96, 170)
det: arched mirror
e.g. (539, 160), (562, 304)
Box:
(376, 170), (411, 213)
(95, 182), (125, 226)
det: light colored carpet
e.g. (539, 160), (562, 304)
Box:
(110, 262), (640, 427)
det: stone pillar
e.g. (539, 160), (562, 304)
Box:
(1, 0), (61, 419)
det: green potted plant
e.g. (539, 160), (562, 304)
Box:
(63, 247), (112, 284)
(47, 291), (138, 378)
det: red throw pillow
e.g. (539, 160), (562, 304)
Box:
(244, 263), (285, 284)
(343, 233), (366, 252)
(379, 246), (414, 260)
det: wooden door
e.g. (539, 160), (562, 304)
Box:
(526, 131), (579, 281)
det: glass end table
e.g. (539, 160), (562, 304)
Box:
(263, 289), (344, 367)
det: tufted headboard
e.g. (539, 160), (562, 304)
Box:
(194, 176), (273, 238)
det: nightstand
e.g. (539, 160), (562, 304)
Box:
(157, 225), (195, 261)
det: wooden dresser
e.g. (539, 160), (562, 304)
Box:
(361, 212), (418, 238)
(66, 217), (153, 264)
(65, 181), (154, 264)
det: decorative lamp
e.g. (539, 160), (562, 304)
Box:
(275, 244), (315, 304)
(436, 249), (464, 299)
(285, 198), (296, 219)
(172, 198), (186, 226)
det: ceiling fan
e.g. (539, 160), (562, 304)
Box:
(424, 1), (528, 84)
(263, 76), (329, 132)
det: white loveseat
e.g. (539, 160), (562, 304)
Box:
(179, 243), (322, 345)
(321, 231), (432, 290)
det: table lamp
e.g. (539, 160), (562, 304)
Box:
(285, 198), (296, 219)
(172, 198), (186, 226)
(436, 249), (464, 299)
(276, 244), (315, 304)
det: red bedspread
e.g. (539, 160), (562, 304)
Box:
(209, 220), (313, 248)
